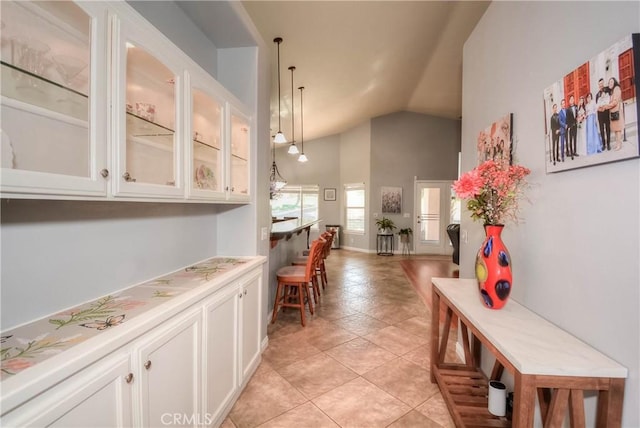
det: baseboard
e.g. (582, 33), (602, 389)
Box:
(261, 335), (269, 352)
(339, 245), (371, 253)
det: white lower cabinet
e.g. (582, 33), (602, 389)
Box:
(203, 285), (240, 426)
(1, 352), (133, 427)
(203, 269), (263, 427)
(133, 308), (202, 428)
(240, 271), (262, 384)
(0, 264), (264, 428)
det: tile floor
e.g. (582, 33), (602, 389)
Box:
(223, 250), (460, 428)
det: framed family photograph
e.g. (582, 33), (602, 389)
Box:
(323, 188), (336, 201)
(542, 33), (639, 173)
(381, 186), (402, 214)
(477, 113), (513, 168)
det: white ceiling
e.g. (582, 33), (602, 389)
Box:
(241, 1), (490, 142)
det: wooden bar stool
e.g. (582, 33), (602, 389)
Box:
(272, 238), (325, 326)
(293, 231), (334, 292)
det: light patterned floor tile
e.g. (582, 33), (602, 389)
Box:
(312, 377), (411, 428)
(275, 353), (358, 399)
(256, 402), (339, 428)
(363, 325), (428, 355)
(325, 337), (397, 375)
(362, 357), (440, 407)
(229, 363), (307, 428)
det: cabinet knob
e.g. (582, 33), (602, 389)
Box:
(239, 293), (243, 298)
(231, 187), (235, 192)
(125, 373), (134, 383)
(244, 290), (247, 296)
(100, 169), (109, 179)
(144, 360), (152, 370)
(123, 172), (136, 182)
(225, 186), (229, 191)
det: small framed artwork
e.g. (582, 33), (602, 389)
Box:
(542, 33), (639, 173)
(381, 186), (402, 214)
(324, 188), (336, 201)
(477, 113), (513, 168)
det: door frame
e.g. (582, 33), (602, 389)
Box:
(413, 179), (453, 255)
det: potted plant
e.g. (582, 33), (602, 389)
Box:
(398, 227), (412, 243)
(375, 217), (396, 234)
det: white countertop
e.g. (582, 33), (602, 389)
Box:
(432, 277), (627, 378)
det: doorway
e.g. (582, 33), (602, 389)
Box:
(414, 180), (453, 255)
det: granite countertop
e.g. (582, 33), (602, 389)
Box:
(1, 257), (249, 381)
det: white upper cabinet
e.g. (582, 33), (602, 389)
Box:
(228, 105), (251, 202)
(0, 1), (252, 203)
(110, 10), (184, 199)
(0, 1), (108, 196)
(186, 70), (226, 200)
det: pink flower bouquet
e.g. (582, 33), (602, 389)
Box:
(453, 160), (530, 225)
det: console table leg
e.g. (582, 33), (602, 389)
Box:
(513, 372), (536, 428)
(430, 291), (440, 383)
(596, 377), (625, 428)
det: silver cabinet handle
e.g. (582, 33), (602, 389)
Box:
(144, 360), (152, 370)
(100, 169), (109, 179)
(123, 172), (136, 182)
(125, 373), (134, 383)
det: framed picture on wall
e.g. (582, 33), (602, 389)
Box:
(542, 33), (640, 173)
(477, 113), (513, 167)
(324, 188), (336, 201)
(381, 186), (402, 214)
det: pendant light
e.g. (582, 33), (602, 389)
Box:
(298, 86), (308, 162)
(270, 141), (287, 199)
(273, 37), (287, 144)
(287, 66), (299, 155)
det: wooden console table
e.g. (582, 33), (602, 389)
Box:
(430, 278), (627, 428)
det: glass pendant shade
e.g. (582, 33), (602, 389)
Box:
(273, 132), (287, 144)
(298, 153), (308, 163)
(288, 143), (299, 154)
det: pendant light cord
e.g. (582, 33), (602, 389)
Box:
(299, 86), (304, 152)
(289, 66), (295, 143)
(275, 38), (283, 134)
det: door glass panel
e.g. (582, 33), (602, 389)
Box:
(125, 43), (175, 186)
(192, 89), (222, 192)
(419, 187), (441, 243)
(230, 113), (249, 195)
(0, 1), (90, 176)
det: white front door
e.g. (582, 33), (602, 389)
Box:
(414, 180), (452, 255)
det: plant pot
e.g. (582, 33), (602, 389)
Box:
(475, 224), (512, 309)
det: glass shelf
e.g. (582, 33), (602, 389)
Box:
(126, 111), (173, 147)
(1, 60), (88, 122)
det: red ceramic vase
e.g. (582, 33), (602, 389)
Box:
(475, 225), (512, 309)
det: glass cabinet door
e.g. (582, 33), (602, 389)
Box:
(189, 85), (224, 198)
(0, 1), (107, 196)
(113, 14), (183, 198)
(228, 108), (250, 199)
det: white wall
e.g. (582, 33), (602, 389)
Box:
(462, 2), (639, 426)
(1, 201), (219, 329)
(340, 121), (371, 250)
(370, 111), (461, 249)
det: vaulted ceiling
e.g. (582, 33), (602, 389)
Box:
(242, 1), (490, 142)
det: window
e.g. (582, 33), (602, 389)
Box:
(270, 185), (319, 224)
(345, 183), (365, 233)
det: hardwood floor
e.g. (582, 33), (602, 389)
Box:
(224, 250), (460, 428)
